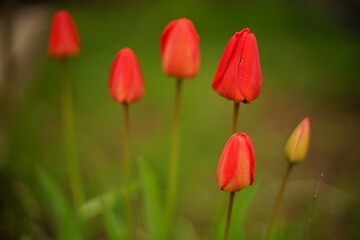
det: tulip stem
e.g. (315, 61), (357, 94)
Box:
(232, 102), (240, 133)
(122, 103), (133, 238)
(122, 103), (131, 184)
(265, 163), (294, 240)
(61, 58), (84, 209)
(166, 78), (183, 220)
(224, 191), (236, 240)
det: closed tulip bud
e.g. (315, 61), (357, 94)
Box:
(48, 10), (81, 58)
(284, 117), (310, 163)
(109, 48), (145, 104)
(212, 28), (262, 103)
(217, 133), (255, 192)
(160, 18), (200, 79)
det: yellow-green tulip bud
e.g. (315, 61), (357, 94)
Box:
(284, 117), (310, 163)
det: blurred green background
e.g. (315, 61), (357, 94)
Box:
(1, 0), (359, 239)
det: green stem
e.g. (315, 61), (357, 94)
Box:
(122, 103), (132, 239)
(232, 102), (240, 134)
(61, 58), (84, 209)
(265, 163), (294, 240)
(166, 78), (183, 219)
(122, 103), (131, 184)
(224, 192), (236, 240)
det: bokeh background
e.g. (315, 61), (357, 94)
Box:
(0, 0), (359, 239)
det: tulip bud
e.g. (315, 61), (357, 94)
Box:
(48, 10), (81, 58)
(160, 18), (200, 79)
(284, 117), (310, 163)
(216, 133), (255, 192)
(109, 48), (145, 104)
(212, 28), (262, 103)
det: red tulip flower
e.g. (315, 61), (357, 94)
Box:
(109, 48), (145, 104)
(217, 133), (255, 192)
(48, 10), (81, 58)
(160, 18), (200, 79)
(212, 28), (262, 103)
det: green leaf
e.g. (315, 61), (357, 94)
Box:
(138, 157), (165, 240)
(101, 197), (126, 240)
(212, 192), (228, 240)
(37, 167), (82, 240)
(79, 189), (118, 221)
(79, 181), (139, 222)
(230, 183), (259, 240)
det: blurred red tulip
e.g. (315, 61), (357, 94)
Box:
(109, 48), (145, 104)
(284, 117), (310, 163)
(48, 10), (80, 58)
(212, 28), (262, 103)
(160, 18), (200, 79)
(217, 133), (255, 192)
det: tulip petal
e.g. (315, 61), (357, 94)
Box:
(213, 35), (236, 85)
(217, 137), (239, 190)
(213, 28), (250, 81)
(238, 33), (262, 103)
(244, 134), (255, 185)
(218, 31), (249, 102)
(160, 20), (178, 58)
(212, 29), (254, 102)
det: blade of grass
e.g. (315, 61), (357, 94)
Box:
(37, 167), (82, 240)
(101, 197), (126, 240)
(138, 157), (166, 240)
(230, 184), (258, 240)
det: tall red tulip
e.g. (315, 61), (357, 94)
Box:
(160, 18), (200, 79)
(217, 133), (255, 192)
(48, 10), (80, 58)
(48, 11), (83, 208)
(109, 48), (145, 104)
(212, 28), (262, 103)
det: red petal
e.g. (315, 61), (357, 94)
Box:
(212, 29), (251, 102)
(238, 33), (262, 103)
(216, 136), (240, 190)
(160, 20), (178, 58)
(243, 134), (255, 185)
